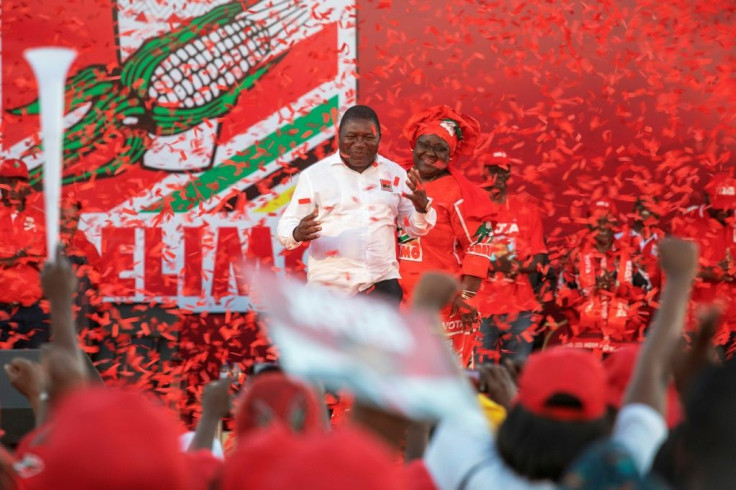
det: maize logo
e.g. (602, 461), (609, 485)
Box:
(1, 0), (356, 311)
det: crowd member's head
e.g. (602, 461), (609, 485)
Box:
(234, 372), (327, 438)
(704, 173), (736, 225)
(476, 139), (511, 201)
(402, 105), (480, 181)
(18, 387), (194, 490)
(0, 159), (30, 209)
(680, 359), (736, 488)
(496, 347), (610, 482)
(222, 424), (407, 490)
(588, 198), (617, 249)
(632, 196), (661, 232)
(60, 196), (82, 240)
(560, 439), (656, 489)
(338, 105), (381, 172)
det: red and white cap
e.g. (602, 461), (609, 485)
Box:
(0, 159), (29, 180)
(515, 347), (607, 422)
(705, 173), (736, 210)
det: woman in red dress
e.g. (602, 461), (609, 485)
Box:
(398, 106), (493, 366)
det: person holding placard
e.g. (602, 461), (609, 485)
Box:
(277, 105), (437, 303)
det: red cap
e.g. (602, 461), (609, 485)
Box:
(0, 159), (29, 180)
(516, 347), (607, 422)
(589, 197), (618, 217)
(603, 346), (683, 428)
(603, 346), (639, 408)
(705, 173), (736, 210)
(235, 372), (327, 437)
(484, 149), (511, 170)
(20, 387), (193, 490)
(473, 134), (511, 170)
(222, 425), (406, 490)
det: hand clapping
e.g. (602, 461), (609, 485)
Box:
(404, 168), (430, 213)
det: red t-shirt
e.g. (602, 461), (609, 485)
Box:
(0, 205), (45, 306)
(398, 175), (492, 367)
(398, 175), (491, 301)
(557, 233), (648, 341)
(64, 230), (102, 285)
(475, 193), (546, 316)
(672, 206), (736, 331)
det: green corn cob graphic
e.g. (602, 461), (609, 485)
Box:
(9, 0), (310, 187)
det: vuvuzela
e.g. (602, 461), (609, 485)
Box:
(24, 47), (77, 261)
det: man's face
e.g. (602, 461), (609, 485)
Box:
(633, 202), (659, 227)
(0, 177), (29, 206)
(60, 203), (81, 236)
(591, 214), (615, 245)
(338, 119), (380, 171)
(483, 165), (510, 195)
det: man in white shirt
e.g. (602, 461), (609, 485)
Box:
(277, 105), (436, 302)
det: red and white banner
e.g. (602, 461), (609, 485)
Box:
(254, 269), (483, 423)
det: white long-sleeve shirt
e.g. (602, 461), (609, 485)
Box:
(277, 152), (437, 295)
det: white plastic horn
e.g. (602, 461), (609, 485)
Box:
(24, 47), (77, 261)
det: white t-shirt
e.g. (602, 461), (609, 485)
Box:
(424, 403), (667, 490)
(277, 152), (436, 295)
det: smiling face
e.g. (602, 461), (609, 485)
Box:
(338, 118), (380, 172)
(413, 133), (451, 180)
(590, 213), (615, 248)
(483, 165), (510, 199)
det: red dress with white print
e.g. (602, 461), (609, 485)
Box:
(399, 174), (492, 366)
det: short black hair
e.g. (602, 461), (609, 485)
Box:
(338, 105), (380, 136)
(496, 403), (611, 482)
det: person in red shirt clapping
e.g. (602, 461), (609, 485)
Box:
(398, 106), (494, 366)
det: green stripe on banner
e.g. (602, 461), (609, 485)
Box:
(143, 96), (338, 213)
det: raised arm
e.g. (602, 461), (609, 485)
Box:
(624, 238), (698, 413)
(188, 378), (232, 452)
(41, 245), (79, 354)
(398, 168), (436, 238)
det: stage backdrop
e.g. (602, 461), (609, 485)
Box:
(1, 0), (734, 311)
(2, 0), (355, 311)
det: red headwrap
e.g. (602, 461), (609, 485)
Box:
(403, 106), (492, 219)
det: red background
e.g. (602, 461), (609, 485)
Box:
(356, 0), (736, 255)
